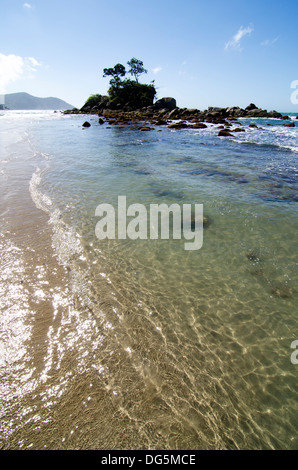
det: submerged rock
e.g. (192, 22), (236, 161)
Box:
(181, 215), (212, 230)
(283, 122), (295, 127)
(250, 269), (265, 277)
(271, 282), (295, 299)
(246, 251), (262, 263)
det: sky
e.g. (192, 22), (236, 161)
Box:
(0, 0), (298, 112)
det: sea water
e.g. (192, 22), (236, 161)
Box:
(0, 110), (298, 449)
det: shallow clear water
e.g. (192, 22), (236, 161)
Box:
(0, 110), (298, 449)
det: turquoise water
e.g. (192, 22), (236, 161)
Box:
(0, 111), (298, 449)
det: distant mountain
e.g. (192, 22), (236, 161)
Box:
(3, 92), (74, 110)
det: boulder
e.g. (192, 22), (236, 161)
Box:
(283, 122), (295, 127)
(154, 97), (177, 111)
(82, 121), (91, 127)
(218, 130), (234, 137)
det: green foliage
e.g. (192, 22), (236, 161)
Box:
(127, 58), (147, 83)
(103, 64), (126, 83)
(86, 94), (103, 107)
(99, 58), (156, 109)
(108, 79), (156, 109)
(81, 94), (109, 111)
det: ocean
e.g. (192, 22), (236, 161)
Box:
(0, 110), (298, 450)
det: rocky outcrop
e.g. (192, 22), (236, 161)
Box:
(64, 99), (286, 124)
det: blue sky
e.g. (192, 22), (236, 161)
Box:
(0, 0), (298, 111)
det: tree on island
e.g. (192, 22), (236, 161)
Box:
(102, 58), (156, 109)
(103, 63), (126, 89)
(81, 58), (156, 112)
(127, 58), (147, 83)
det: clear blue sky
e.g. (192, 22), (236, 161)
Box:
(1, 0), (298, 111)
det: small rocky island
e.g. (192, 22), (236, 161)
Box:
(64, 58), (295, 132)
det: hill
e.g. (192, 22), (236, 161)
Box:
(3, 92), (73, 110)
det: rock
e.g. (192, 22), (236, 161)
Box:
(226, 106), (245, 117)
(98, 118), (105, 124)
(246, 251), (261, 263)
(154, 119), (168, 126)
(271, 282), (295, 299)
(82, 121), (91, 127)
(250, 269), (265, 277)
(182, 215), (212, 231)
(154, 97), (177, 111)
(246, 108), (268, 117)
(245, 103), (258, 111)
(191, 122), (208, 129)
(249, 124), (258, 128)
(202, 216), (212, 228)
(218, 130), (234, 137)
(64, 108), (79, 114)
(208, 107), (226, 114)
(283, 122), (295, 127)
(233, 127), (246, 132)
(166, 108), (179, 119)
(167, 122), (189, 129)
(267, 110), (283, 119)
(157, 108), (169, 115)
(139, 126), (151, 131)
